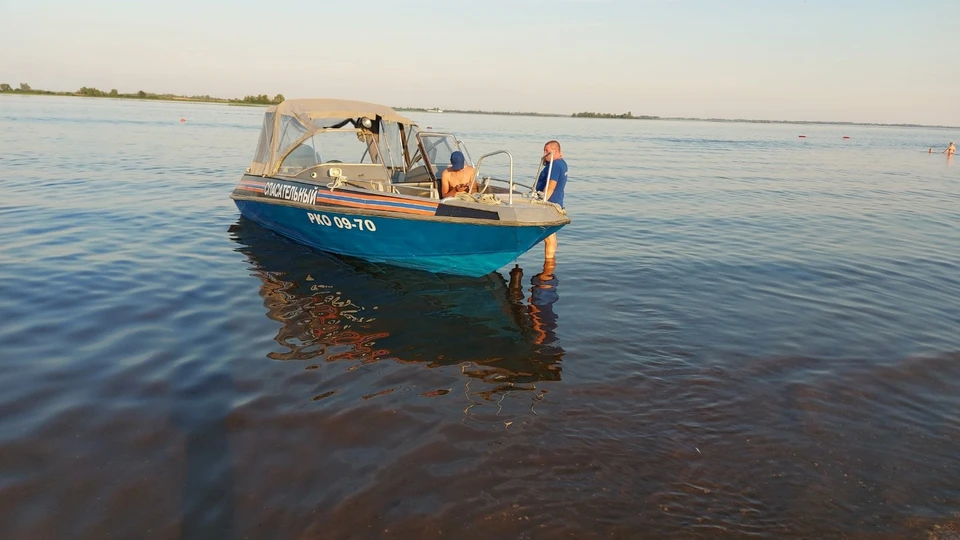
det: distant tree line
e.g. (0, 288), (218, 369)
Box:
(0, 83), (285, 105)
(240, 94), (284, 105)
(5, 84), (952, 128)
(397, 106), (565, 117)
(0, 82), (57, 94)
(572, 111), (660, 120)
(78, 87), (119, 97)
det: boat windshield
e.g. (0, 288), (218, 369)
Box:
(409, 132), (471, 173)
(277, 119), (407, 176)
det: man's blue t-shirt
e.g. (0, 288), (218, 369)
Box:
(535, 158), (568, 208)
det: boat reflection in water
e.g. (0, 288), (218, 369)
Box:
(229, 218), (564, 417)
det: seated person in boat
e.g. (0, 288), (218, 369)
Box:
(441, 151), (477, 198)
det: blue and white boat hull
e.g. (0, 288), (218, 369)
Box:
(232, 177), (567, 277)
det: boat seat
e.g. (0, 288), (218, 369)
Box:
(391, 183), (436, 198)
(398, 164), (438, 184)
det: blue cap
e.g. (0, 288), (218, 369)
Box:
(450, 151), (465, 171)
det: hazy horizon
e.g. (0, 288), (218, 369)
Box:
(2, 0), (958, 127)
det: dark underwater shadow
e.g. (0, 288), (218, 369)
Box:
(174, 371), (235, 540)
(228, 217), (565, 397)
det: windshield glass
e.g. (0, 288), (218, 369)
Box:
(378, 121), (404, 171)
(278, 143), (320, 175)
(273, 117), (415, 176)
(416, 133), (468, 171)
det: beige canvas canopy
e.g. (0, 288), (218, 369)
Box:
(272, 99), (414, 125)
(248, 98), (416, 176)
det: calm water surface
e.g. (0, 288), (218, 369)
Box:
(1, 95), (959, 538)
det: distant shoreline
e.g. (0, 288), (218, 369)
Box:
(397, 107), (959, 130)
(2, 87), (956, 130)
(0, 85), (283, 107)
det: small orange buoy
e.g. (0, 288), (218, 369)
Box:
(180, 118), (186, 122)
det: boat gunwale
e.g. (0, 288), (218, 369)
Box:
(230, 192), (570, 228)
(239, 172), (440, 205)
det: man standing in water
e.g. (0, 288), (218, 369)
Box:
(945, 142), (956, 156)
(535, 140), (568, 260)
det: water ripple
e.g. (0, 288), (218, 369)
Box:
(1, 95), (959, 538)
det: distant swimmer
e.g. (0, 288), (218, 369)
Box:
(945, 142), (956, 156)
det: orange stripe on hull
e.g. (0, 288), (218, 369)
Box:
(237, 180), (439, 216)
(314, 196), (436, 216)
(323, 191), (440, 209)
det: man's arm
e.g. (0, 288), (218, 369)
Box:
(543, 179), (557, 201)
(466, 166), (478, 193)
(542, 161), (564, 201)
(441, 170), (453, 197)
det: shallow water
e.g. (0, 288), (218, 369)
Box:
(1, 95), (959, 538)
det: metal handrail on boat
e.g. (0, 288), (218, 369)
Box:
(474, 150), (516, 205)
(531, 152), (556, 202)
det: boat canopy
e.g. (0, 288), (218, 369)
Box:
(248, 98), (417, 176)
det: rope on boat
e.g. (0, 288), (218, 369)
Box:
(528, 190), (567, 215)
(455, 192), (502, 205)
(544, 201), (567, 215)
(326, 176), (346, 191)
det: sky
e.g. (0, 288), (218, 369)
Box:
(2, 0), (958, 125)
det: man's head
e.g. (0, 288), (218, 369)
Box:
(543, 140), (562, 162)
(450, 151), (465, 171)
